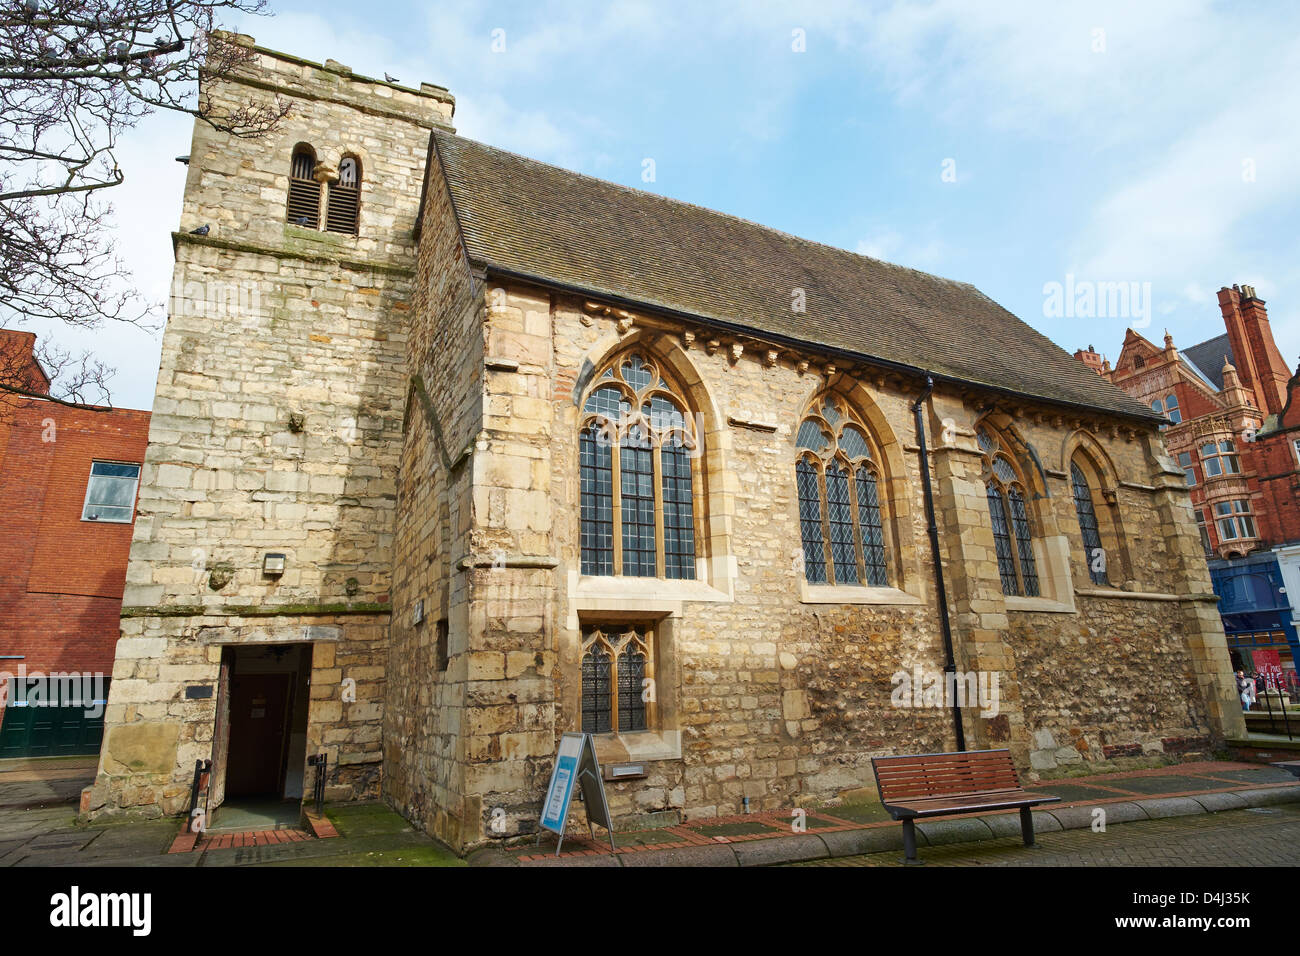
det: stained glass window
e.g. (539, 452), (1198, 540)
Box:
(582, 626), (652, 734)
(793, 395), (890, 587)
(1071, 462), (1109, 586)
(980, 423), (1039, 597)
(578, 354), (697, 579)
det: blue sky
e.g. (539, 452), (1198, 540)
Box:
(36, 0), (1300, 409)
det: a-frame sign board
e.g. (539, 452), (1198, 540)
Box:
(537, 732), (615, 856)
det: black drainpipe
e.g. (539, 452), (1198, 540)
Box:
(912, 376), (966, 752)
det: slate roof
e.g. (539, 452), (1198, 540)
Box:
(432, 132), (1160, 422)
(1180, 333), (1235, 391)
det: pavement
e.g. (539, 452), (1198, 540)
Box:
(799, 804), (1300, 866)
(2, 755), (1298, 867)
(472, 759), (1300, 867)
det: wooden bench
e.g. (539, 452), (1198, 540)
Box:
(871, 749), (1060, 863)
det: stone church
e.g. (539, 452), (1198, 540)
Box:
(81, 34), (1245, 852)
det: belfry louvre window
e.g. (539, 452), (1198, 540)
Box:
(578, 354), (697, 578)
(286, 146), (320, 228)
(1071, 461), (1109, 586)
(581, 624), (653, 734)
(794, 395), (889, 587)
(977, 426), (1039, 597)
(326, 156), (361, 234)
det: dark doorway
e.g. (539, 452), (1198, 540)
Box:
(213, 643), (314, 804)
(226, 672), (292, 797)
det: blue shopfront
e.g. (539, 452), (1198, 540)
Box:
(1210, 552), (1299, 698)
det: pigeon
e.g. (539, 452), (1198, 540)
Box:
(189, 224), (210, 236)
(384, 72), (399, 83)
(293, 216), (310, 226)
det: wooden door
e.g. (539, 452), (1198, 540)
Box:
(225, 673), (291, 797)
(208, 656), (232, 811)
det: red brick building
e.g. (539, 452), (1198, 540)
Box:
(0, 331), (151, 756)
(1077, 284), (1300, 698)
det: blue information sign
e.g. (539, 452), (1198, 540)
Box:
(537, 732), (615, 855)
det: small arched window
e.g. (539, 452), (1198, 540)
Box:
(286, 145), (320, 228)
(1071, 461), (1110, 586)
(578, 353), (697, 579)
(977, 425), (1039, 597)
(326, 156), (361, 235)
(794, 395), (889, 587)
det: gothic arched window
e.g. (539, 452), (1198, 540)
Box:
(581, 624), (653, 734)
(579, 354), (697, 579)
(977, 425), (1039, 597)
(1071, 460), (1110, 586)
(286, 145), (320, 229)
(794, 395), (889, 587)
(326, 155), (361, 235)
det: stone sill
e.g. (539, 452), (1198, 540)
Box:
(799, 584), (923, 606)
(1005, 596), (1075, 614)
(573, 576), (732, 607)
(591, 729), (682, 765)
(1075, 588), (1219, 604)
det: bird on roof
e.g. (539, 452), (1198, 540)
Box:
(384, 72), (399, 83)
(189, 224), (209, 236)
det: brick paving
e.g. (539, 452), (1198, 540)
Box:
(796, 805), (1300, 866)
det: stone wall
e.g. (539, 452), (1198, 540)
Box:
(396, 273), (1246, 852)
(84, 38), (452, 818)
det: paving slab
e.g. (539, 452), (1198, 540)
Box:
(816, 826), (902, 858)
(1191, 791), (1249, 813)
(915, 817), (994, 846)
(732, 834), (829, 867)
(1138, 796), (1205, 819)
(619, 843), (739, 867)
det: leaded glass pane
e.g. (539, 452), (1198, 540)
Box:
(617, 642), (647, 732)
(643, 395), (685, 431)
(826, 463), (858, 585)
(1008, 488), (1040, 597)
(796, 459), (828, 584)
(839, 425), (871, 460)
(579, 426), (614, 575)
(976, 427), (998, 454)
(620, 354), (652, 391)
(796, 419), (831, 453)
(581, 643), (611, 734)
(991, 455), (1017, 484)
(584, 384), (627, 419)
(987, 484), (1020, 596)
(821, 398), (841, 426)
(620, 425), (656, 576)
(662, 441), (696, 580)
(856, 465), (888, 586)
(1071, 462), (1108, 586)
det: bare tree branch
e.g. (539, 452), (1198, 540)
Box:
(0, 0), (287, 401)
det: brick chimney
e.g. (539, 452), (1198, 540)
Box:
(1074, 344), (1105, 375)
(1218, 284), (1291, 416)
(0, 329), (51, 395)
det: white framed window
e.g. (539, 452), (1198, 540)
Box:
(1177, 451), (1196, 486)
(1292, 438), (1300, 468)
(1200, 439), (1241, 478)
(81, 461), (141, 523)
(1214, 499), (1257, 542)
(1164, 393), (1182, 424)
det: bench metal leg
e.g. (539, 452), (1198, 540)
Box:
(1019, 806), (1038, 848)
(901, 818), (923, 865)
